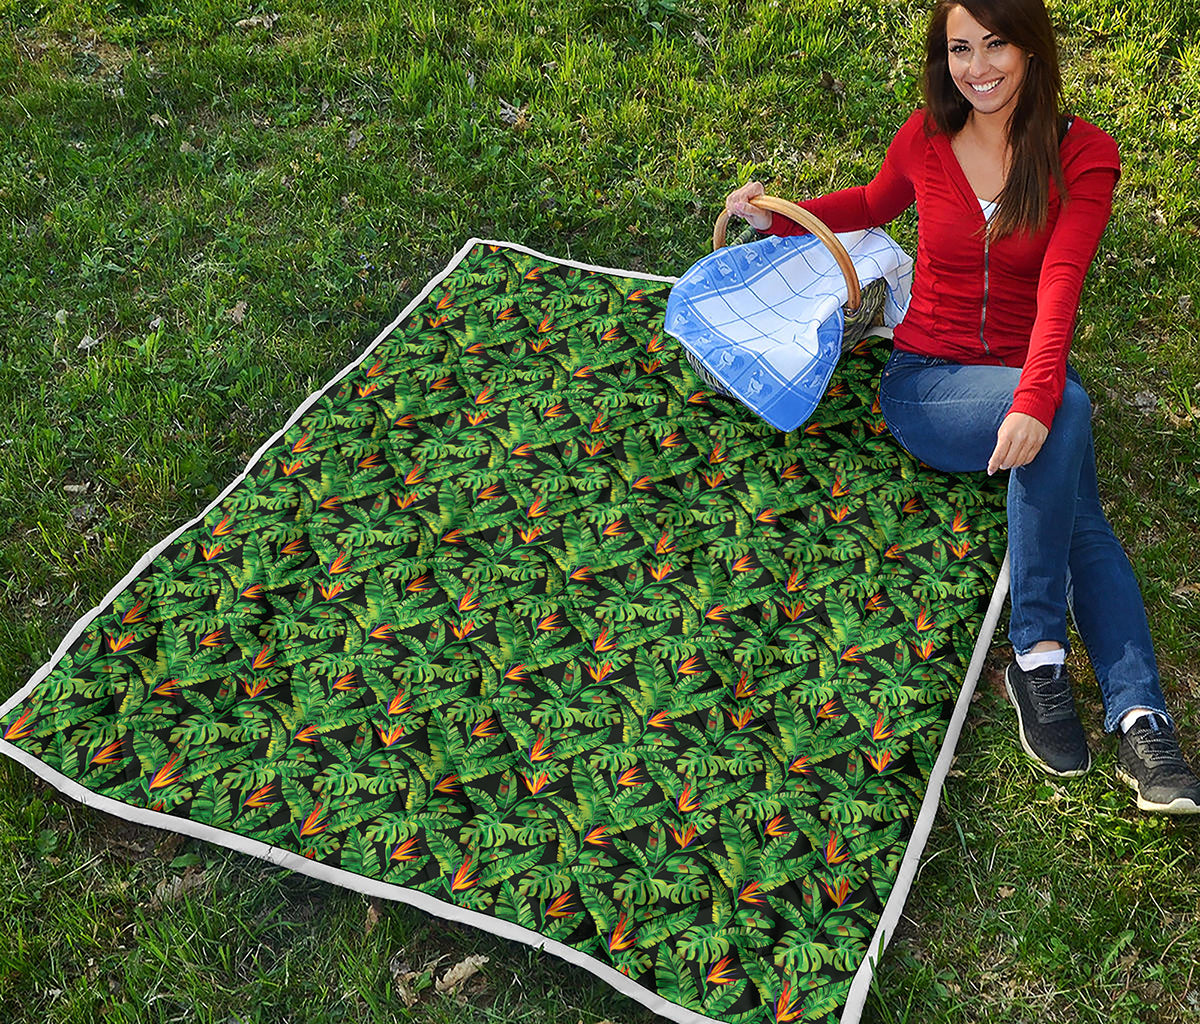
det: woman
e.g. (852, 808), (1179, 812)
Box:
(725, 0), (1199, 813)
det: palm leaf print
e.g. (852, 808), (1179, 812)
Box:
(0, 242), (1006, 1024)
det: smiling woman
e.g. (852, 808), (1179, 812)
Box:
(725, 0), (1200, 814)
(946, 14), (1029, 116)
(923, 0), (1066, 240)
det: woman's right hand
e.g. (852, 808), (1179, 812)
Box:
(725, 180), (772, 232)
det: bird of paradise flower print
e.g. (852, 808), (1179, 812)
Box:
(0, 243), (1005, 1024)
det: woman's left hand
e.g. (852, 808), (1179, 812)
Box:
(987, 412), (1049, 475)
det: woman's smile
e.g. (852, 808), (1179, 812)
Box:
(945, 5), (1029, 118)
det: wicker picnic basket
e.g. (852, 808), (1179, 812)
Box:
(685, 195), (887, 399)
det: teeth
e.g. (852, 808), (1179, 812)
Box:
(971, 80), (1000, 93)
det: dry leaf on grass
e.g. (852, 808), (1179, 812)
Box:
(435, 953), (488, 995)
(364, 897), (383, 936)
(106, 837), (151, 861)
(1131, 390), (1157, 413)
(389, 951), (451, 1007)
(498, 98), (529, 129)
(388, 956), (421, 1008)
(150, 866), (209, 908)
(236, 12), (279, 30)
(818, 70), (845, 95)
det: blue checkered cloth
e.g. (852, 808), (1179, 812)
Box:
(665, 229), (914, 431)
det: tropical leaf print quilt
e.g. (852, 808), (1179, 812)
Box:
(0, 240), (1008, 1024)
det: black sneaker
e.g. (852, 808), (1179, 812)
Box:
(1116, 716), (1200, 814)
(1004, 662), (1092, 777)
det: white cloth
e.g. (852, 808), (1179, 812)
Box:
(664, 229), (914, 431)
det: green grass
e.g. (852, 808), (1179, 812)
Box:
(1, 0), (1199, 1020)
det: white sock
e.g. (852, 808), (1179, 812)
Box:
(1016, 648), (1066, 672)
(1120, 709), (1163, 733)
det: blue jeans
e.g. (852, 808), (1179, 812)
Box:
(878, 349), (1168, 733)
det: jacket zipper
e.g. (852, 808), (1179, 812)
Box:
(979, 227), (991, 356)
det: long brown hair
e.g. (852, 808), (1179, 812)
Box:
(922, 0), (1069, 239)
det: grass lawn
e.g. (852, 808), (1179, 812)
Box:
(1, 0), (1199, 1021)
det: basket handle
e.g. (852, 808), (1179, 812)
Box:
(713, 195), (862, 312)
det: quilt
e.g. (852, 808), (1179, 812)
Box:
(0, 240), (1008, 1024)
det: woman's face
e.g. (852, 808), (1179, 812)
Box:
(945, 5), (1030, 120)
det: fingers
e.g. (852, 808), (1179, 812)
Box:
(725, 180), (764, 208)
(989, 436), (1036, 475)
(725, 181), (770, 230)
(988, 414), (1048, 474)
(986, 436), (1009, 476)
